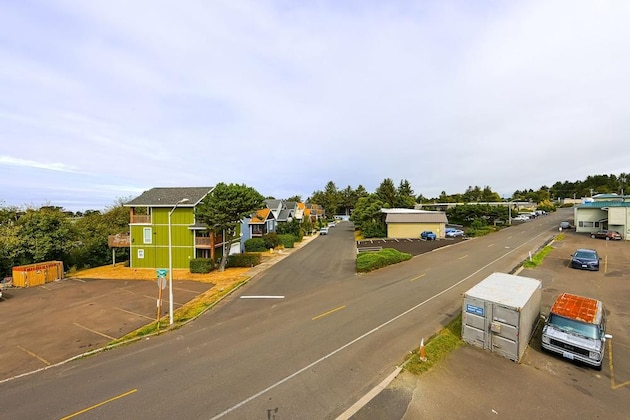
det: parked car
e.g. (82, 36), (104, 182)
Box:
(559, 221), (573, 229)
(420, 231), (437, 240)
(541, 292), (612, 370)
(319, 227), (329, 235)
(512, 215), (530, 222)
(446, 229), (464, 238)
(328, 222), (336, 228)
(570, 248), (600, 271)
(590, 230), (622, 240)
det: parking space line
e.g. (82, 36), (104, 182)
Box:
(312, 305), (346, 321)
(488, 244), (495, 247)
(73, 323), (116, 340)
(608, 340), (630, 390)
(410, 273), (426, 282)
(17, 345), (50, 366)
(458, 255), (468, 260)
(114, 306), (154, 321)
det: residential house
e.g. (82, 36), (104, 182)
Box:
(125, 187), (228, 269)
(383, 208), (449, 239)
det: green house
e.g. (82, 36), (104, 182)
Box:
(125, 187), (225, 269)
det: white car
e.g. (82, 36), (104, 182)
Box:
(319, 227), (329, 235)
(446, 229), (464, 238)
(512, 215), (530, 222)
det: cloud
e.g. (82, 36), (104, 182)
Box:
(1, 0), (629, 210)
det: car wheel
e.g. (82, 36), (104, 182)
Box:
(595, 362), (602, 371)
(591, 234), (595, 238)
(605, 237), (610, 240)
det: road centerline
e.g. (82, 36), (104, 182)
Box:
(312, 305), (346, 320)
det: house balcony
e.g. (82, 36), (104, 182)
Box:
(130, 215), (151, 224)
(195, 235), (224, 249)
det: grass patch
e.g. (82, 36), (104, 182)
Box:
(356, 248), (412, 272)
(404, 314), (463, 375)
(522, 245), (554, 268)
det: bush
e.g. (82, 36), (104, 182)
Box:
(190, 258), (214, 273)
(356, 248), (412, 272)
(244, 238), (266, 252)
(227, 253), (261, 268)
(262, 232), (281, 249)
(278, 234), (297, 248)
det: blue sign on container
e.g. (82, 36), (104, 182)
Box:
(466, 304), (484, 316)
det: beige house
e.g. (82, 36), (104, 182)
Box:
(384, 209), (449, 239)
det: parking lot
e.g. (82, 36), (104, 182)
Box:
(0, 277), (215, 380)
(380, 229), (630, 418)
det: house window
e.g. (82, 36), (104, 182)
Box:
(138, 249), (145, 259)
(143, 228), (152, 244)
(579, 221), (594, 228)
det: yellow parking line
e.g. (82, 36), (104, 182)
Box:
(458, 255), (468, 260)
(609, 340), (630, 390)
(60, 389), (137, 419)
(487, 244), (495, 247)
(17, 345), (50, 366)
(410, 273), (426, 282)
(73, 323), (116, 340)
(312, 305), (346, 321)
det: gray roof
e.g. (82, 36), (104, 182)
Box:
(277, 209), (292, 222)
(386, 212), (448, 224)
(125, 187), (214, 207)
(265, 199), (283, 209)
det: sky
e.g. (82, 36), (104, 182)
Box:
(1, 1), (629, 211)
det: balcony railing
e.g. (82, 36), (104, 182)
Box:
(130, 215), (151, 224)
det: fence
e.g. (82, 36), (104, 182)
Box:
(12, 261), (64, 288)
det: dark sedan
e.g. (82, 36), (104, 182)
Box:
(570, 248), (600, 271)
(591, 230), (622, 240)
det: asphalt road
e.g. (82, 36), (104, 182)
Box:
(0, 214), (569, 419)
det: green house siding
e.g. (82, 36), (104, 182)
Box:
(130, 207), (196, 269)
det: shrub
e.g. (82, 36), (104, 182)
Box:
(262, 232), (280, 249)
(278, 234), (297, 248)
(227, 253), (261, 267)
(356, 248), (412, 272)
(190, 258), (214, 273)
(244, 238), (266, 252)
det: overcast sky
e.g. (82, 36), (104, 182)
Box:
(1, 1), (629, 211)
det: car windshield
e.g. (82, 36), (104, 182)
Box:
(574, 251), (596, 259)
(549, 314), (599, 339)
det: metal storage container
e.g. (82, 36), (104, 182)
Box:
(462, 272), (542, 362)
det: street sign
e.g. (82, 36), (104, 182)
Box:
(156, 269), (168, 278)
(157, 277), (167, 289)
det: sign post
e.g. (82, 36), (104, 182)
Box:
(156, 269), (168, 332)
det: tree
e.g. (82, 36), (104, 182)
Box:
(350, 194), (386, 237)
(375, 178), (397, 208)
(396, 179), (416, 208)
(16, 207), (78, 266)
(196, 183), (265, 272)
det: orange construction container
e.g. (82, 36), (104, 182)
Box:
(12, 261), (64, 288)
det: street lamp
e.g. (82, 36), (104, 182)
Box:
(168, 198), (189, 325)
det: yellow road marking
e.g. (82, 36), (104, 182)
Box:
(487, 244), (495, 247)
(605, 255), (608, 273)
(312, 305), (346, 321)
(60, 389), (137, 419)
(458, 255), (468, 260)
(609, 340), (630, 390)
(114, 306), (154, 321)
(73, 323), (116, 340)
(17, 345), (50, 366)
(410, 273), (426, 282)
